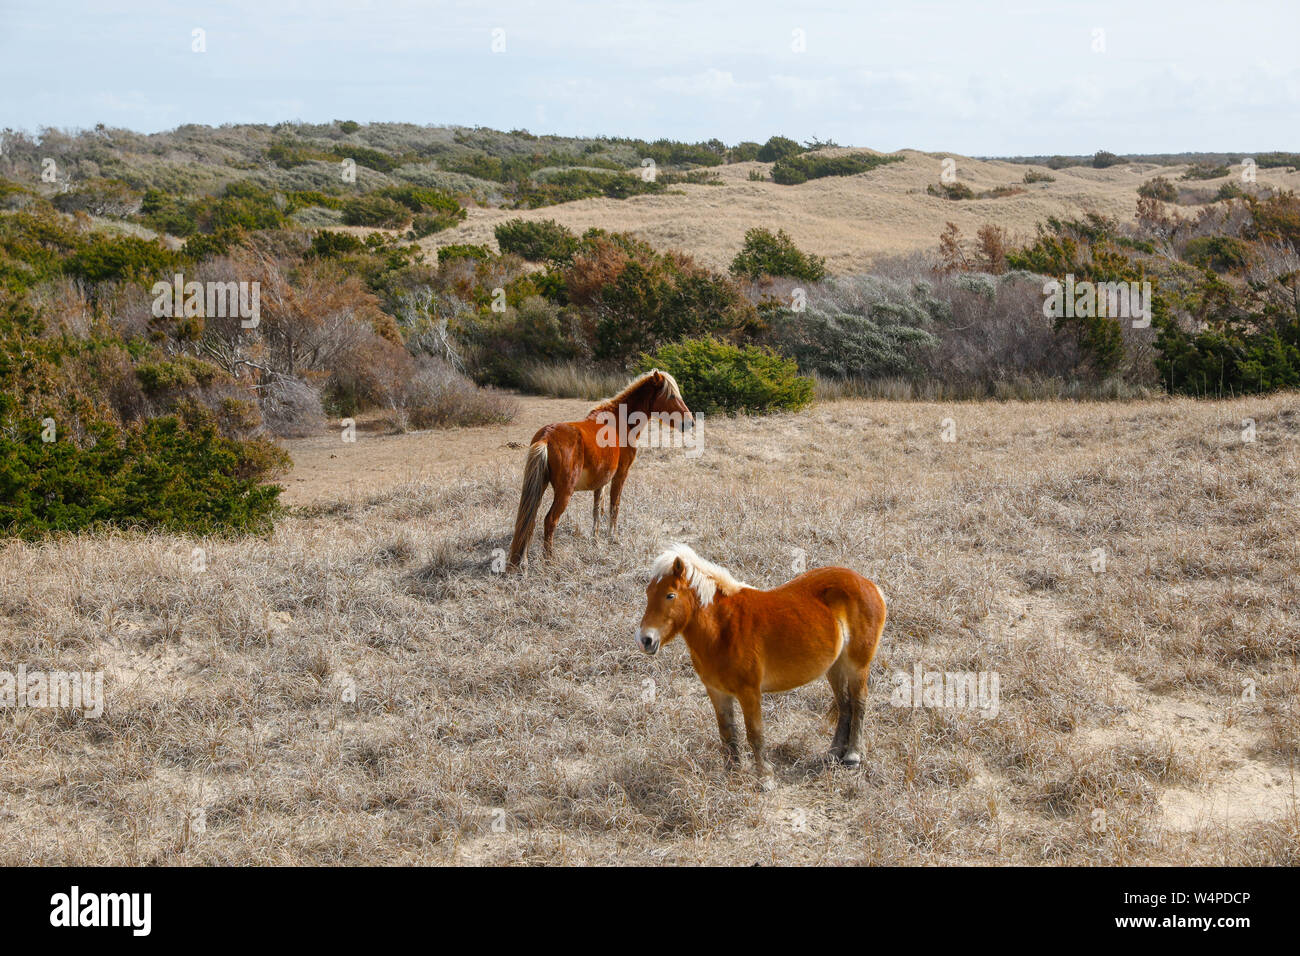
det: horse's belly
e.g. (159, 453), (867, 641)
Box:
(575, 466), (611, 491)
(759, 618), (846, 692)
(761, 662), (834, 694)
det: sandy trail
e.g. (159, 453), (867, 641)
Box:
(280, 396), (589, 506)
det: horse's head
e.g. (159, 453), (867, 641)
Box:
(645, 369), (694, 432)
(636, 555), (694, 656)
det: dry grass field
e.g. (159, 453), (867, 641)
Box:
(404, 151), (1300, 274)
(2, 393), (1298, 865)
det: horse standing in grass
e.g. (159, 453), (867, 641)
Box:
(507, 370), (693, 569)
(635, 544), (886, 790)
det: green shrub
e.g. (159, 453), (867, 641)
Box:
(1023, 170), (1056, 184)
(764, 277), (942, 381)
(730, 227), (826, 281)
(455, 296), (578, 387)
(756, 136), (804, 163)
(1216, 182), (1245, 201)
(1138, 177), (1178, 202)
(65, 234), (181, 286)
(1253, 153), (1300, 169)
(494, 218), (579, 262)
(1154, 269), (1300, 395)
(515, 169), (664, 207)
(437, 243), (493, 264)
(637, 337), (813, 415)
(771, 151), (902, 185)
(308, 231), (367, 258)
(1183, 235), (1251, 272)
(140, 183), (288, 237)
(1092, 150), (1124, 168)
(570, 235), (758, 364)
(0, 416), (284, 539)
(341, 194), (412, 228)
(1181, 163), (1230, 181)
(927, 182), (976, 200)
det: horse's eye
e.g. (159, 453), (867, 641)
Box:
(666, 592), (676, 600)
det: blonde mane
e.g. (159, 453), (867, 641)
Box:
(588, 369), (684, 418)
(649, 543), (748, 607)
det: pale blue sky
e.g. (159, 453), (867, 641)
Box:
(2, 0), (1296, 154)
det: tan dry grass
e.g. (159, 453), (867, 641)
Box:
(1, 393), (1298, 864)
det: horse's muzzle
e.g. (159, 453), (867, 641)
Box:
(636, 629), (660, 656)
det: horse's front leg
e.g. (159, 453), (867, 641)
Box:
(608, 453), (634, 537)
(706, 687), (740, 767)
(737, 687), (774, 791)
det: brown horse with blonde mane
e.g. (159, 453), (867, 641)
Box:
(636, 544), (886, 789)
(507, 370), (693, 569)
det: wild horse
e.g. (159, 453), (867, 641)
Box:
(507, 370), (693, 569)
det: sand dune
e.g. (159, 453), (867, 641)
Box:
(411, 150), (1300, 274)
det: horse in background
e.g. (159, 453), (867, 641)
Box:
(635, 544), (886, 790)
(507, 370), (693, 569)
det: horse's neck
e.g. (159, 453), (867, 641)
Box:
(599, 387), (656, 443)
(621, 386), (656, 419)
(682, 599), (726, 652)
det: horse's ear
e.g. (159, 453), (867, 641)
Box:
(671, 556), (685, 578)
(651, 368), (663, 381)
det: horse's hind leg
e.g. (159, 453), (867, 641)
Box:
(543, 475), (575, 558)
(826, 658), (854, 760)
(706, 687), (740, 767)
(841, 583), (885, 766)
(841, 665), (868, 766)
(591, 486), (604, 541)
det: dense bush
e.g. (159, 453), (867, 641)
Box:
(730, 228), (826, 281)
(494, 218), (579, 262)
(455, 295), (579, 387)
(0, 415), (285, 538)
(515, 169), (664, 207)
(771, 151), (902, 185)
(437, 243), (492, 264)
(756, 136), (804, 163)
(763, 276), (941, 379)
(1183, 235), (1251, 272)
(565, 233), (757, 363)
(1005, 216), (1157, 378)
(637, 337), (813, 414)
(341, 195), (413, 228)
(140, 181), (289, 237)
(1138, 177), (1178, 202)
(1181, 163), (1230, 181)
(1154, 268), (1300, 395)
(927, 182), (976, 200)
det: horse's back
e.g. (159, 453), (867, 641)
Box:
(530, 419), (619, 488)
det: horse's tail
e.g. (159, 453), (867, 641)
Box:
(507, 440), (550, 569)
